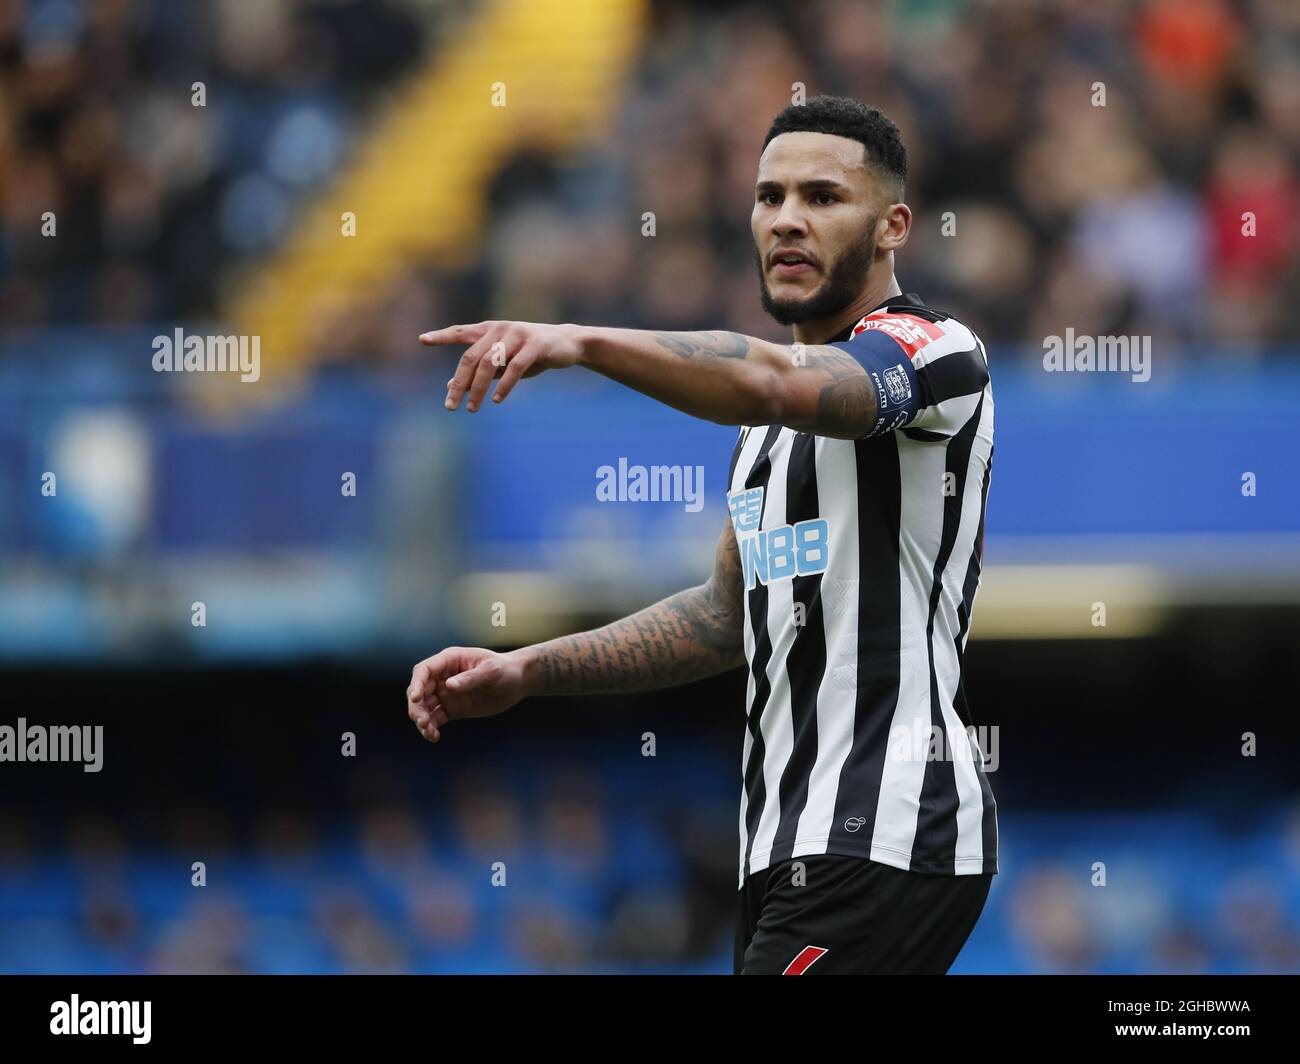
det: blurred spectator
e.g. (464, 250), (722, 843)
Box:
(1009, 866), (1100, 973)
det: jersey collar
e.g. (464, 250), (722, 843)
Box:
(825, 291), (926, 344)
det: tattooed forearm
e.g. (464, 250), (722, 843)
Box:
(653, 331), (751, 362)
(526, 587), (740, 694)
(523, 519), (745, 697)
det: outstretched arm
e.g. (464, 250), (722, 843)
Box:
(406, 518), (745, 743)
(420, 320), (882, 440)
(579, 327), (876, 440)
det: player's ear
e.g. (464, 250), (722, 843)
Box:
(878, 201), (910, 252)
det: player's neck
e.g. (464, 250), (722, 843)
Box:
(792, 277), (903, 346)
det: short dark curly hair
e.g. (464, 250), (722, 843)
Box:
(762, 95), (907, 201)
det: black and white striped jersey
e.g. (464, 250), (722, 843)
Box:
(727, 291), (997, 885)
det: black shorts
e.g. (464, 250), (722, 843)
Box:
(734, 854), (992, 974)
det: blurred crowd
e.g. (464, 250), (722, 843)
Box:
(452, 0), (1300, 359)
(0, 0), (428, 331)
(2, 0), (1299, 365)
(0, 749), (744, 974)
(4, 770), (1300, 974)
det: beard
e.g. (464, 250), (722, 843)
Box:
(755, 220), (877, 326)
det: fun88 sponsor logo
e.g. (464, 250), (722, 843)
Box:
(728, 487), (830, 590)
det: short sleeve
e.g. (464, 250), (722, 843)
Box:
(830, 313), (990, 439)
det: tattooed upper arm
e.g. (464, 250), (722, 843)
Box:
(644, 330), (882, 437)
(782, 344), (879, 440)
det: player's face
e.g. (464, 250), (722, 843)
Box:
(752, 131), (881, 326)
